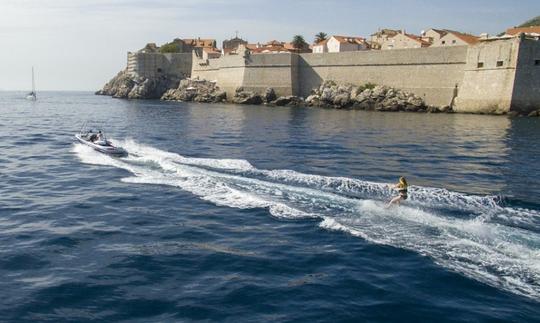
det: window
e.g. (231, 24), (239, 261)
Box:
(477, 62), (484, 68)
(496, 61), (503, 67)
(157, 68), (162, 73)
(452, 40), (457, 44)
(535, 59), (540, 66)
(442, 40), (446, 45)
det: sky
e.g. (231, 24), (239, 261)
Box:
(1, 0), (539, 91)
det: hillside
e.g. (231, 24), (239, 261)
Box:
(517, 15), (540, 27)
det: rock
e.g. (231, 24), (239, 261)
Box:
(508, 111), (521, 117)
(372, 85), (387, 97)
(273, 96), (292, 106)
(160, 78), (226, 102)
(305, 94), (320, 106)
(233, 89), (263, 105)
(96, 69), (180, 99)
(264, 87), (277, 103)
(527, 110), (540, 117)
(439, 105), (452, 113)
(333, 93), (351, 107)
(320, 88), (334, 102)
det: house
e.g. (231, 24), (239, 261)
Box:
(202, 47), (221, 60)
(505, 26), (540, 36)
(370, 29), (400, 49)
(246, 40), (311, 54)
(313, 36), (368, 53)
(430, 30), (479, 47)
(312, 39), (329, 53)
(380, 31), (431, 50)
(222, 36), (248, 52)
(182, 38), (217, 49)
(422, 28), (447, 43)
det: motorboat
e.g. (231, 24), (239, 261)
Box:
(75, 130), (127, 156)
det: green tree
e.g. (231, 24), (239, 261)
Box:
(159, 42), (181, 53)
(314, 32), (328, 44)
(292, 35), (308, 51)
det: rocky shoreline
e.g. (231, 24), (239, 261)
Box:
(95, 69), (181, 100)
(96, 74), (540, 116)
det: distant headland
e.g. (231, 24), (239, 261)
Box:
(97, 23), (540, 116)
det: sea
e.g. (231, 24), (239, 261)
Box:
(0, 91), (539, 322)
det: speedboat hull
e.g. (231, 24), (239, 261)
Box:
(75, 134), (127, 156)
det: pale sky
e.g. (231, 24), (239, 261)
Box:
(1, 0), (539, 91)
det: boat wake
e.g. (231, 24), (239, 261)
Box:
(73, 139), (540, 301)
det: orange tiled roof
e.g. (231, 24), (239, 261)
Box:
(314, 38), (329, 46)
(506, 26), (540, 35)
(266, 40), (284, 46)
(203, 47), (221, 54)
(402, 33), (431, 46)
(444, 30), (480, 44)
(331, 35), (367, 45)
(182, 38), (216, 48)
(427, 28), (448, 36)
(251, 46), (289, 53)
(370, 29), (399, 37)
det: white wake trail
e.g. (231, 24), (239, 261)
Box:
(73, 140), (540, 301)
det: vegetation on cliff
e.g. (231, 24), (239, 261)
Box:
(517, 15), (540, 27)
(159, 41), (182, 53)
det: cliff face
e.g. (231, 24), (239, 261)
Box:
(95, 69), (181, 99)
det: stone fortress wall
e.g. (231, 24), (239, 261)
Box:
(128, 36), (540, 113)
(191, 45), (468, 107)
(127, 52), (192, 79)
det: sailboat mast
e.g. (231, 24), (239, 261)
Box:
(31, 66), (35, 93)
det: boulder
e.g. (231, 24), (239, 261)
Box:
(273, 96), (292, 106)
(527, 110), (540, 117)
(160, 78), (225, 102)
(264, 87), (277, 103)
(333, 93), (351, 107)
(233, 90), (263, 105)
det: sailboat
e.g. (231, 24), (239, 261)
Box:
(26, 67), (36, 101)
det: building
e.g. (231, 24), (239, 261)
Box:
(222, 36), (248, 52)
(430, 30), (479, 47)
(422, 28), (447, 43)
(505, 26), (540, 37)
(370, 29), (400, 49)
(182, 38), (216, 49)
(313, 36), (368, 53)
(202, 47), (221, 60)
(380, 31), (431, 50)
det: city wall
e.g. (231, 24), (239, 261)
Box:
(127, 52), (192, 79)
(298, 46), (467, 107)
(128, 36), (540, 113)
(191, 52), (296, 98)
(192, 46), (468, 107)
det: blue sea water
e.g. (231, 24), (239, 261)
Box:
(0, 91), (539, 322)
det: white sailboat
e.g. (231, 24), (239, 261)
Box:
(26, 67), (36, 101)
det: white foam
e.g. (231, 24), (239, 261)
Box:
(73, 140), (540, 301)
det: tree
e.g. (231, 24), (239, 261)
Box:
(292, 35), (308, 51)
(314, 32), (328, 44)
